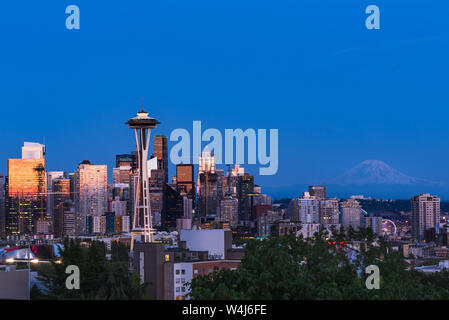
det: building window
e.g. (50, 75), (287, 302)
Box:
(181, 278), (185, 283)
(194, 269), (198, 275)
(181, 269), (185, 275)
(176, 269), (180, 275)
(181, 287), (185, 292)
(176, 278), (180, 283)
(165, 254), (170, 262)
(176, 287), (180, 292)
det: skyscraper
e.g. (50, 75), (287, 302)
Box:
(112, 183), (130, 215)
(340, 199), (362, 230)
(162, 185), (184, 231)
(74, 160), (107, 235)
(237, 173), (254, 222)
(112, 166), (132, 184)
(198, 147), (215, 174)
(183, 196), (193, 219)
(21, 142), (45, 160)
(308, 186), (326, 200)
(52, 178), (70, 237)
(0, 174), (5, 238)
(69, 172), (76, 201)
(6, 142), (47, 235)
(176, 164), (195, 200)
(197, 148), (218, 217)
(116, 153), (136, 169)
(411, 193), (440, 241)
(47, 171), (66, 231)
(63, 201), (76, 237)
(154, 135), (168, 183)
(198, 171), (218, 216)
(47, 171), (66, 186)
(219, 196), (239, 228)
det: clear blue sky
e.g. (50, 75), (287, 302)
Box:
(0, 1), (448, 193)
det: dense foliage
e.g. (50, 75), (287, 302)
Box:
(31, 238), (145, 300)
(189, 228), (449, 299)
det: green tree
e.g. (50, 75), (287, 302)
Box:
(32, 238), (145, 300)
(111, 241), (130, 262)
(189, 229), (449, 300)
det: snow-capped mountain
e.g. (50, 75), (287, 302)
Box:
(328, 160), (439, 186)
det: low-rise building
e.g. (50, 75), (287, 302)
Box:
(0, 265), (29, 299)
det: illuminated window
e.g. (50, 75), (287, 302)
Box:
(165, 254), (170, 262)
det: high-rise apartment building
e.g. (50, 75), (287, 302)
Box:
(74, 160), (107, 235)
(154, 135), (168, 183)
(319, 198), (340, 227)
(289, 192), (320, 224)
(340, 199), (362, 230)
(411, 193), (440, 241)
(361, 214), (383, 235)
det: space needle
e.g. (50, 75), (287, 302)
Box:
(126, 106), (160, 251)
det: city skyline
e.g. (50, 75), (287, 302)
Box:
(1, 136), (448, 201)
(1, 1), (448, 198)
(2, 0), (449, 305)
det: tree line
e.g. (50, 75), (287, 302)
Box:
(189, 227), (449, 299)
